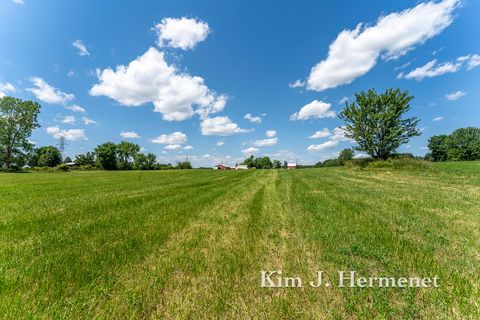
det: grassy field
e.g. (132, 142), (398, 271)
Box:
(1, 163), (479, 319)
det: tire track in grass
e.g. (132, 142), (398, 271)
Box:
(84, 170), (266, 319)
(0, 171), (254, 319)
(289, 168), (480, 318)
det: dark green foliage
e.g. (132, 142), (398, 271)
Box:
(37, 146), (62, 167)
(339, 148), (354, 161)
(339, 88), (420, 160)
(75, 152), (95, 166)
(55, 164), (70, 171)
(242, 155), (255, 168)
(428, 135), (448, 162)
(255, 156), (272, 169)
(156, 163), (174, 170)
(428, 128), (480, 161)
(116, 141), (140, 169)
(177, 161), (192, 169)
(134, 153), (157, 170)
(0, 96), (41, 170)
(273, 160), (282, 169)
(242, 156), (274, 169)
(322, 159), (344, 167)
(94, 142), (117, 170)
(446, 127), (480, 161)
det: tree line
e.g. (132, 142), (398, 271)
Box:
(24, 141), (191, 171)
(2, 90), (480, 172)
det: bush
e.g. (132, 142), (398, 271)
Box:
(322, 159), (344, 167)
(367, 158), (431, 170)
(30, 166), (56, 172)
(55, 164), (70, 172)
(344, 158), (373, 168)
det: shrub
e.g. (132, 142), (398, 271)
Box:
(344, 158), (373, 168)
(55, 164), (70, 172)
(367, 158), (431, 170)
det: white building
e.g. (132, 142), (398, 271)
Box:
(287, 163), (297, 169)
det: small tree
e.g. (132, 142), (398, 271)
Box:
(94, 142), (117, 170)
(37, 146), (62, 167)
(177, 161), (192, 169)
(273, 160), (281, 169)
(134, 153), (156, 170)
(242, 155), (255, 168)
(75, 152), (95, 166)
(116, 141), (140, 169)
(428, 135), (448, 162)
(0, 96), (41, 170)
(339, 148), (354, 161)
(339, 88), (420, 160)
(63, 156), (72, 164)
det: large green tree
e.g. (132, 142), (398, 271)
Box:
(0, 96), (41, 170)
(427, 135), (448, 162)
(94, 142), (117, 170)
(37, 146), (62, 167)
(339, 148), (354, 161)
(446, 127), (480, 161)
(116, 141), (140, 169)
(339, 88), (420, 160)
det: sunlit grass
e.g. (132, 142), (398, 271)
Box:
(1, 163), (479, 318)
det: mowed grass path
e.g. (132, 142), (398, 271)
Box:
(0, 164), (479, 319)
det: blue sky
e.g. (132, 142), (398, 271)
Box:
(1, 0), (479, 166)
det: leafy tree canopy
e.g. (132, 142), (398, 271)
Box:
(340, 88), (420, 160)
(0, 96), (41, 170)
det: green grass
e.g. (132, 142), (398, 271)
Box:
(1, 163), (479, 319)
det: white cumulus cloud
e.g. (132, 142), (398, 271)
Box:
(399, 59), (461, 80)
(242, 147), (260, 155)
(72, 40), (90, 56)
(0, 82), (16, 98)
(290, 100), (336, 121)
(120, 131), (141, 139)
(184, 145), (194, 150)
(46, 126), (86, 141)
(306, 0), (459, 91)
(90, 47), (226, 121)
(309, 128), (331, 139)
(244, 113), (262, 124)
(65, 105), (85, 113)
(61, 115), (76, 125)
(82, 116), (97, 125)
(307, 127), (353, 152)
(154, 17), (210, 50)
(288, 79), (305, 88)
(27, 77), (74, 105)
(164, 144), (183, 150)
(266, 130), (277, 138)
(253, 138), (277, 147)
(151, 132), (187, 144)
(466, 54), (480, 70)
(200, 116), (248, 136)
(445, 90), (466, 101)
(307, 140), (339, 152)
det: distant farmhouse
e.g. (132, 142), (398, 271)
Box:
(287, 163), (297, 169)
(214, 164), (249, 170)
